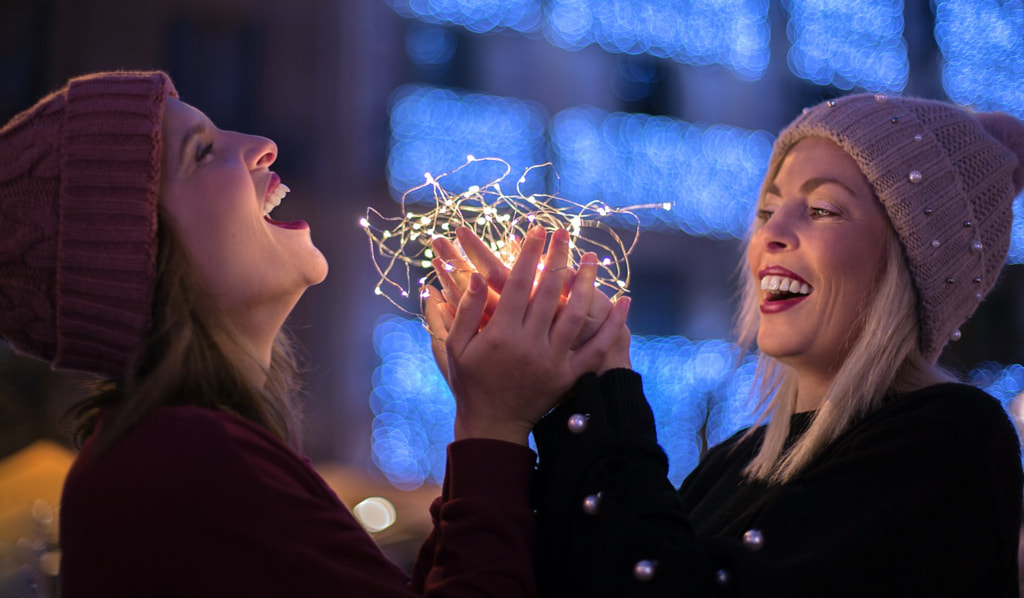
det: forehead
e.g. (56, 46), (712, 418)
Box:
(769, 136), (875, 198)
(163, 96), (198, 129)
(161, 97), (209, 167)
(777, 137), (861, 179)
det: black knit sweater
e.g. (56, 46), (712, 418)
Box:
(532, 369), (1023, 597)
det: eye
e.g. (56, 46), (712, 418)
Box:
(809, 206), (838, 218)
(756, 208), (774, 221)
(195, 142), (213, 163)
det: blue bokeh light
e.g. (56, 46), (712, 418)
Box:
(371, 314), (1024, 489)
(550, 106), (774, 239)
(1008, 196), (1024, 264)
(544, 0), (770, 79)
(371, 315), (764, 489)
(934, 0), (1024, 119)
(783, 0), (908, 92)
(630, 335), (762, 485)
(387, 85), (1024, 253)
(387, 87), (773, 239)
(406, 24), (458, 67)
(386, 0), (544, 34)
(967, 362), (1024, 411)
(370, 316), (454, 489)
(387, 0), (771, 79)
(388, 85), (549, 201)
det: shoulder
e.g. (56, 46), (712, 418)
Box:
(897, 382), (1004, 412)
(131, 403), (277, 440)
(113, 406), (291, 466)
(878, 382), (1015, 437)
(837, 383), (1021, 470)
(678, 424), (765, 498)
(69, 406), (317, 500)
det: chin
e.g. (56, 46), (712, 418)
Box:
(296, 246), (329, 287)
(307, 252), (329, 285)
(755, 336), (804, 363)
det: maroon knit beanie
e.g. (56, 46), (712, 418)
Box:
(762, 94), (1024, 362)
(0, 71), (177, 380)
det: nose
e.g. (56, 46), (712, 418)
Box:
(242, 133), (277, 169)
(756, 206), (798, 252)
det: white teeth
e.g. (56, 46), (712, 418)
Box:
(760, 275), (811, 295)
(263, 183), (289, 217)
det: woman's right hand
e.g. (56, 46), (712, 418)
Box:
(425, 225), (630, 446)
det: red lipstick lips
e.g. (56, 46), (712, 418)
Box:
(758, 266), (811, 314)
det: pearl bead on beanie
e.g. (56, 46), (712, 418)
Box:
(761, 94), (1024, 362)
(0, 70), (177, 380)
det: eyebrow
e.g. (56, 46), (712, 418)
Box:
(764, 177), (858, 198)
(177, 122), (207, 169)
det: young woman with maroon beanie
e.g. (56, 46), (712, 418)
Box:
(0, 70), (627, 596)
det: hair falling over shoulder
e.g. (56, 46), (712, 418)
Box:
(735, 227), (952, 484)
(68, 217), (306, 454)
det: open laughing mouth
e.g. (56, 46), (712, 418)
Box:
(758, 270), (813, 314)
(263, 176), (309, 230)
(262, 181), (289, 218)
(761, 274), (812, 302)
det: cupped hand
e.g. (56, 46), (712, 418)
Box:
(428, 226), (632, 371)
(430, 225), (630, 446)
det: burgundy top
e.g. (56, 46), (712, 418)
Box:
(59, 405), (536, 597)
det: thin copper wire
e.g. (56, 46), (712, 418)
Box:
(362, 156), (670, 320)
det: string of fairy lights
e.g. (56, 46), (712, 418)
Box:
(361, 155), (671, 322)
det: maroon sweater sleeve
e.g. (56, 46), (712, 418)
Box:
(59, 406), (536, 597)
(411, 439), (538, 596)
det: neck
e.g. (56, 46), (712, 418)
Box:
(794, 373), (831, 412)
(226, 296), (298, 387)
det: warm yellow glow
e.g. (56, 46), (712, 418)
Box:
(363, 156), (668, 318)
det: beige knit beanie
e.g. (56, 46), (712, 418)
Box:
(762, 94), (1024, 362)
(0, 71), (177, 380)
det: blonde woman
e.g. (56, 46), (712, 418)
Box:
(428, 95), (1024, 596)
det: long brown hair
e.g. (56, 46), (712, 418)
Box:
(68, 215), (305, 454)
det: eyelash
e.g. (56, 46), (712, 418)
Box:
(809, 206), (838, 218)
(196, 142), (213, 163)
(756, 206), (839, 222)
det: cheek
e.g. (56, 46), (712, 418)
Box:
(823, 240), (886, 322)
(745, 238), (761, 275)
(162, 193), (245, 279)
(844, 238), (887, 287)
